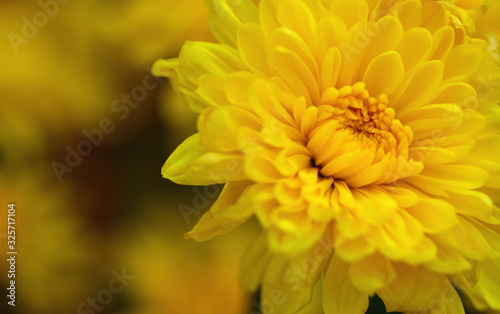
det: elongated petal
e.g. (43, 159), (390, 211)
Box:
(205, 0), (258, 46)
(363, 51), (405, 96)
(162, 133), (209, 184)
(323, 255), (369, 314)
(348, 253), (396, 294)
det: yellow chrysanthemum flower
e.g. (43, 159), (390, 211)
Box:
(153, 0), (500, 312)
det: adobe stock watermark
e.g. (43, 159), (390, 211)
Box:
(76, 267), (135, 314)
(7, 0), (70, 54)
(51, 68), (164, 182)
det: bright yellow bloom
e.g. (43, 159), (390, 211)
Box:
(154, 0), (500, 312)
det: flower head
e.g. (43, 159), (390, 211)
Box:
(154, 0), (500, 312)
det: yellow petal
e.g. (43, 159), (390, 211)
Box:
(238, 22), (271, 76)
(277, 0), (316, 41)
(323, 255), (369, 314)
(356, 16), (404, 76)
(240, 231), (272, 290)
(391, 60), (444, 115)
(261, 235), (332, 314)
(424, 247), (471, 273)
(447, 189), (494, 221)
(183, 211), (227, 241)
(248, 80), (296, 126)
(429, 26), (455, 60)
(455, 0), (485, 9)
(205, 0), (258, 46)
(461, 135), (500, 189)
(421, 1), (449, 33)
(470, 66), (500, 102)
(476, 99), (500, 135)
(406, 199), (458, 234)
(443, 44), (484, 83)
(409, 142), (473, 165)
(350, 186), (399, 225)
(315, 15), (348, 63)
(151, 58), (178, 77)
(184, 181), (253, 241)
(346, 156), (390, 187)
(393, 0), (422, 30)
(381, 184), (420, 207)
(210, 180), (255, 230)
(466, 258), (500, 310)
(403, 104), (464, 138)
(465, 218), (500, 258)
(329, 0), (368, 29)
(224, 71), (259, 107)
(199, 105), (261, 152)
(319, 46), (342, 92)
(378, 264), (461, 312)
(268, 212), (327, 253)
(269, 46), (319, 105)
(396, 27), (432, 69)
(411, 108), (485, 144)
(362, 50), (405, 96)
(334, 234), (376, 262)
(268, 27), (319, 81)
(197, 74), (228, 107)
(431, 82), (477, 104)
(259, 0), (281, 34)
(179, 41), (246, 83)
(162, 133), (208, 185)
(153, 58), (208, 113)
(296, 277), (325, 314)
(194, 153), (247, 182)
(348, 253), (396, 294)
(244, 151), (286, 182)
(408, 164), (489, 196)
(370, 211), (428, 260)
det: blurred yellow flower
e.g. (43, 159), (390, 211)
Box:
(154, 0), (500, 313)
(94, 0), (214, 68)
(1, 1), (227, 313)
(0, 1), (114, 137)
(113, 198), (256, 314)
(0, 168), (97, 314)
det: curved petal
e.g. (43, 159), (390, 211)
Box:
(206, 0), (258, 46)
(323, 255), (369, 314)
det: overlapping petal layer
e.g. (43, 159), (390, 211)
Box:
(154, 0), (500, 312)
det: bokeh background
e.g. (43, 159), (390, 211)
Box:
(0, 0), (499, 313)
(0, 0), (259, 313)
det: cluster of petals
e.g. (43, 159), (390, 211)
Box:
(154, 0), (500, 312)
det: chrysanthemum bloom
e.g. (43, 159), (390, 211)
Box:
(153, 0), (500, 312)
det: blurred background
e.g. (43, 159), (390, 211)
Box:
(0, 0), (499, 313)
(0, 0), (259, 313)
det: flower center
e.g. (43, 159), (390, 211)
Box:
(305, 82), (416, 187)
